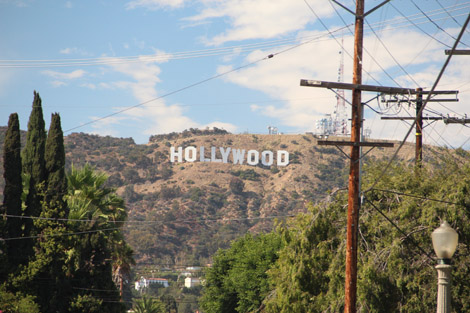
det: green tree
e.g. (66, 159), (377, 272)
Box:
(160, 294), (178, 313)
(65, 164), (127, 313)
(10, 112), (73, 313)
(112, 239), (135, 300)
(229, 177), (244, 195)
(0, 286), (40, 313)
(265, 204), (344, 313)
(2, 113), (23, 272)
(265, 157), (470, 312)
(44, 113), (68, 218)
(133, 296), (166, 313)
(27, 113), (71, 312)
(200, 232), (282, 313)
(21, 91), (47, 260)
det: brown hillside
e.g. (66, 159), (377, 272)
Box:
(61, 130), (418, 266)
(0, 127), (426, 266)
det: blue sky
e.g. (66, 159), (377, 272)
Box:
(1, 0), (469, 148)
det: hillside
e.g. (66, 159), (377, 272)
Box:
(62, 130), (421, 266)
(0, 127), (421, 266)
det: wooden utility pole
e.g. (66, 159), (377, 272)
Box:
(381, 89), (460, 166)
(344, 0), (364, 312)
(416, 88), (423, 166)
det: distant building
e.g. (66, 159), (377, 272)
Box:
(135, 276), (169, 291)
(184, 277), (201, 288)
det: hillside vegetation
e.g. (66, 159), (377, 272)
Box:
(0, 127), (432, 266)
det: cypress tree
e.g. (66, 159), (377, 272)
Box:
(44, 113), (68, 218)
(2, 113), (23, 271)
(26, 112), (72, 313)
(22, 91), (47, 254)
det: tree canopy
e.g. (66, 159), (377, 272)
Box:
(202, 155), (470, 313)
(1, 93), (132, 313)
(200, 232), (282, 313)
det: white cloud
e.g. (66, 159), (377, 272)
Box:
(89, 115), (124, 138)
(42, 69), (87, 80)
(81, 82), (97, 90)
(202, 121), (237, 133)
(59, 47), (90, 56)
(51, 80), (67, 87)
(103, 55), (234, 137)
(0, 0), (32, 7)
(125, 0), (185, 10)
(64, 1), (72, 9)
(186, 0), (333, 45)
(217, 25), (470, 142)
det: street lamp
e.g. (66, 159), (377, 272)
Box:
(432, 221), (458, 313)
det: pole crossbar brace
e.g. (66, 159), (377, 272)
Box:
(331, 0), (391, 17)
(317, 140), (394, 147)
(381, 117), (470, 124)
(383, 99), (458, 103)
(300, 79), (458, 96)
(445, 49), (470, 55)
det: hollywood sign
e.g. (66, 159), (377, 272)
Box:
(170, 146), (289, 167)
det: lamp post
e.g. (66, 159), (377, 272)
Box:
(432, 221), (458, 313)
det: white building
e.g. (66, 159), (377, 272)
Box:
(135, 276), (169, 291)
(184, 277), (201, 288)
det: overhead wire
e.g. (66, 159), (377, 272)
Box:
(0, 29), (347, 69)
(363, 197), (435, 262)
(62, 54), (272, 133)
(435, 0), (470, 32)
(365, 12), (470, 192)
(2, 212), (297, 225)
(0, 3), (467, 69)
(364, 18), (419, 87)
(390, 2), (459, 48)
(411, 0), (469, 47)
(0, 212), (299, 242)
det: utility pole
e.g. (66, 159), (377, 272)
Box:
(380, 89), (460, 166)
(302, 10), (468, 313)
(416, 88), (423, 166)
(302, 1), (395, 311)
(344, 0), (364, 311)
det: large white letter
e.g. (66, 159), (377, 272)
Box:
(232, 149), (245, 165)
(170, 146), (183, 163)
(220, 147), (231, 163)
(200, 146), (210, 162)
(185, 146), (197, 162)
(261, 151), (274, 166)
(277, 150), (289, 166)
(211, 147), (222, 163)
(247, 150), (259, 166)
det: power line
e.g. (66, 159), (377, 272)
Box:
(365, 12), (470, 192)
(0, 3), (466, 69)
(0, 227), (120, 241)
(411, 0), (469, 47)
(389, 2), (454, 48)
(2, 212), (298, 226)
(62, 54), (273, 133)
(363, 197), (435, 262)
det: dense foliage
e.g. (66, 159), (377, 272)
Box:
(200, 232), (282, 313)
(201, 156), (470, 312)
(1, 93), (132, 313)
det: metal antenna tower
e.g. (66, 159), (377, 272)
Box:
(335, 35), (348, 135)
(315, 35), (349, 137)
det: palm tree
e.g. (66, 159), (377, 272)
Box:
(133, 296), (166, 313)
(65, 164), (130, 313)
(112, 240), (135, 298)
